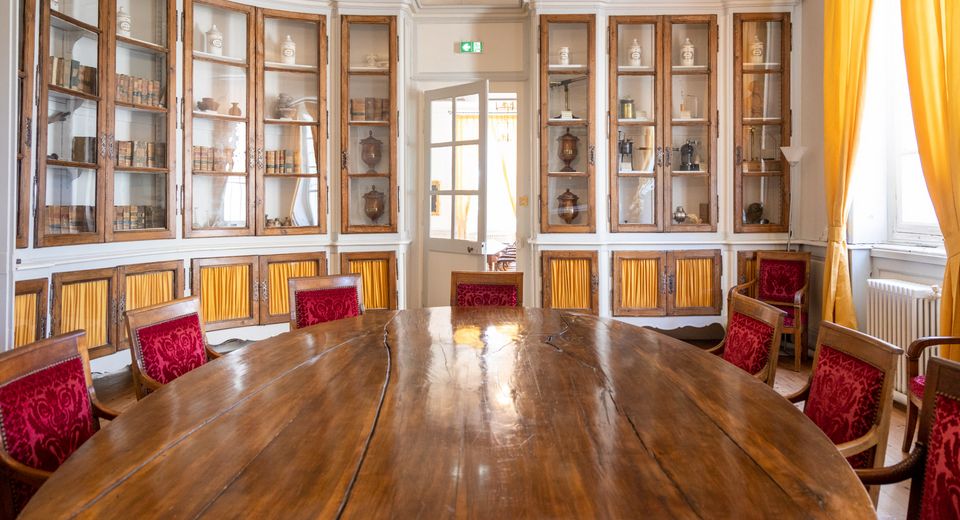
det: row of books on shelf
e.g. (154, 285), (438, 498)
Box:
(265, 149), (303, 174)
(44, 205), (95, 234)
(113, 205), (165, 231)
(116, 74), (165, 108)
(116, 141), (167, 169)
(49, 57), (97, 95)
(349, 98), (390, 122)
(192, 146), (238, 172)
(71, 136), (97, 163)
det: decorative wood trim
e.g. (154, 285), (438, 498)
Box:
(17, 0), (37, 249)
(541, 250), (599, 315)
(339, 251), (398, 310)
(611, 250), (667, 317)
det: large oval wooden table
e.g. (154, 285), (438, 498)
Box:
(23, 308), (875, 519)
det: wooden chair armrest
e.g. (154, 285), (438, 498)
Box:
(92, 398), (120, 421)
(856, 446), (924, 486)
(836, 425), (881, 458)
(205, 345), (223, 360)
(733, 279), (756, 295)
(906, 336), (960, 360)
(139, 373), (163, 395)
(785, 383), (810, 404)
(793, 284), (808, 306)
(0, 449), (51, 488)
(705, 339), (724, 356)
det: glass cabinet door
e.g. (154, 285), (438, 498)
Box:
(185, 0), (255, 236)
(257, 10), (325, 235)
(108, 0), (175, 240)
(36, 0), (105, 246)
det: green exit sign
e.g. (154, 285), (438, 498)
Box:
(459, 41), (483, 53)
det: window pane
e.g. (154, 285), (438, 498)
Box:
(898, 153), (937, 227)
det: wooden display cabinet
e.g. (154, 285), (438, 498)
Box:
(612, 249), (721, 316)
(541, 250), (599, 315)
(608, 15), (717, 233)
(733, 13), (791, 233)
(14, 278), (48, 348)
(259, 252), (328, 324)
(17, 0), (37, 249)
(340, 16), (398, 234)
(340, 251), (398, 310)
(539, 14), (595, 233)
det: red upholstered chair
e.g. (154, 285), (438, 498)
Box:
(124, 296), (220, 399)
(0, 332), (118, 517)
(901, 336), (960, 452)
(858, 357), (960, 519)
(787, 321), (901, 504)
(288, 274), (364, 330)
(736, 251), (810, 372)
(450, 271), (523, 307)
(707, 291), (785, 386)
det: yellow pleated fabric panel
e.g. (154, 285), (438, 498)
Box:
(126, 271), (174, 311)
(901, 0), (960, 360)
(60, 280), (108, 347)
(200, 265), (250, 322)
(550, 258), (590, 310)
(349, 259), (389, 309)
(268, 261), (319, 316)
(620, 258), (659, 309)
(675, 258), (713, 308)
(13, 293), (37, 347)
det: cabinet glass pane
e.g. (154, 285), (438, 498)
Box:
(347, 76), (389, 122)
(670, 126), (708, 173)
(191, 175), (247, 228)
(263, 124), (318, 174)
(741, 175), (784, 226)
(741, 21), (782, 67)
(347, 125), (390, 174)
(52, 0), (99, 29)
(547, 23), (588, 68)
(46, 95), (98, 163)
(547, 73), (587, 121)
(192, 4), (247, 62)
(742, 73), (782, 120)
(116, 0), (168, 47)
(671, 75), (708, 121)
(617, 176), (656, 225)
(263, 18), (318, 67)
(114, 110), (167, 168)
(192, 61), (247, 118)
(546, 176), (589, 227)
(264, 71), (319, 121)
(671, 23), (709, 69)
(347, 24), (389, 71)
(741, 124), (782, 172)
(547, 125), (587, 173)
(616, 126), (655, 173)
(45, 166), (97, 234)
(113, 172), (166, 230)
(115, 45), (167, 109)
(49, 18), (99, 95)
(617, 23), (655, 71)
(617, 76), (654, 122)
(670, 176), (710, 225)
(191, 119), (246, 173)
(264, 177), (319, 229)
(347, 177), (390, 227)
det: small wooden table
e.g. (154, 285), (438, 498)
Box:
(22, 308), (875, 518)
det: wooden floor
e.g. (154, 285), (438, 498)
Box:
(91, 350), (910, 519)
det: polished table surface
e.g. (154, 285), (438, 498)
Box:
(23, 308), (875, 519)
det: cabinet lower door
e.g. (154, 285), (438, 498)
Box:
(14, 279), (48, 348)
(541, 251), (599, 315)
(340, 252), (397, 310)
(667, 250), (722, 316)
(612, 251), (666, 317)
(260, 253), (328, 324)
(192, 257), (259, 331)
(52, 268), (118, 358)
(118, 261), (185, 348)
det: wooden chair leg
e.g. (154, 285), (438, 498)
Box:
(902, 400), (919, 452)
(794, 331), (801, 372)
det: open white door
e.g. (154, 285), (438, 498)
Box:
(423, 81), (489, 306)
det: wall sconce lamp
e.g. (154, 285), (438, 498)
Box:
(780, 145), (807, 166)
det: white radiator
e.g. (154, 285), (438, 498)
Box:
(866, 279), (941, 398)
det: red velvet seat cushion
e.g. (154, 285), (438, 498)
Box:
(804, 345), (884, 469)
(295, 287), (361, 329)
(722, 312), (774, 376)
(758, 259), (806, 302)
(920, 394), (960, 520)
(455, 283), (519, 307)
(135, 313), (207, 385)
(773, 305), (808, 329)
(911, 375), (926, 399)
(0, 357), (97, 512)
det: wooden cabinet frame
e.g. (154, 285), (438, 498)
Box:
(541, 250), (599, 315)
(17, 0), (37, 249)
(612, 251), (666, 316)
(259, 252), (328, 324)
(340, 16), (398, 234)
(191, 256), (261, 330)
(117, 260), (185, 348)
(666, 249), (722, 316)
(15, 278), (49, 346)
(733, 13), (791, 233)
(539, 14), (596, 233)
(339, 251), (398, 310)
(52, 267), (119, 358)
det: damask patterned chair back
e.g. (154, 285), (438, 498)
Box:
(288, 274), (364, 330)
(711, 292), (785, 386)
(125, 296), (219, 399)
(450, 271), (524, 308)
(795, 322), (901, 504)
(0, 332), (105, 516)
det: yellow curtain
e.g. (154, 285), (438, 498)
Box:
(550, 258), (590, 310)
(126, 271), (174, 311)
(14, 293), (37, 348)
(901, 0), (960, 360)
(200, 265), (250, 322)
(349, 259), (389, 309)
(268, 260), (319, 316)
(675, 258), (713, 308)
(821, 0), (873, 328)
(61, 280), (108, 347)
(620, 258), (659, 309)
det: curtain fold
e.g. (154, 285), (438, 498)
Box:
(126, 271), (174, 311)
(901, 0), (960, 360)
(821, 0), (873, 328)
(268, 260), (319, 316)
(201, 265), (250, 322)
(675, 258), (713, 308)
(621, 258), (659, 309)
(61, 280), (108, 347)
(550, 258), (590, 310)
(14, 293), (37, 348)
(349, 259), (389, 309)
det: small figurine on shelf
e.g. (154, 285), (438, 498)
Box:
(556, 189), (580, 224)
(679, 139), (695, 171)
(750, 34), (765, 64)
(228, 102), (242, 117)
(680, 37), (695, 66)
(197, 97), (219, 112)
(363, 186), (386, 223)
(275, 93), (297, 120)
(619, 96), (635, 119)
(365, 54), (379, 67)
(206, 25), (223, 56)
(745, 202), (766, 224)
(281, 35), (296, 65)
(673, 206), (687, 224)
(117, 6), (132, 37)
(557, 129), (580, 172)
(629, 39), (643, 66)
(361, 131), (384, 173)
(558, 46), (570, 66)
